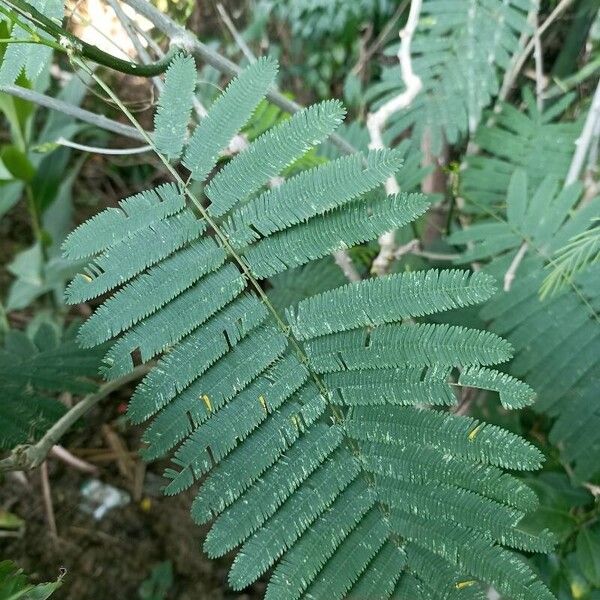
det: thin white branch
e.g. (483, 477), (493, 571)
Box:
(504, 242), (529, 291)
(55, 137), (152, 154)
(216, 3), (256, 64)
(566, 80), (600, 186)
(367, 0), (423, 276)
(532, 10), (544, 111)
(499, 0), (574, 103)
(333, 250), (361, 282)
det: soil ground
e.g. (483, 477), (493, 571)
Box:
(0, 400), (266, 600)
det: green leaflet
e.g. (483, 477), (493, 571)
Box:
(0, 0), (63, 85)
(206, 100), (346, 217)
(391, 512), (555, 600)
(452, 169), (600, 480)
(183, 56), (278, 180)
(288, 269), (497, 339)
(347, 406), (543, 471)
(225, 149), (403, 247)
(459, 366), (536, 409)
(305, 323), (513, 372)
(153, 54), (196, 160)
(62, 183), (185, 260)
(0, 323), (104, 449)
(245, 191), (430, 277)
(461, 90), (583, 208)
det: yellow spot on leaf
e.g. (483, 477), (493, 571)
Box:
(571, 580), (587, 599)
(82, 274), (93, 282)
(467, 422), (485, 441)
(202, 394), (212, 412)
(259, 395), (267, 413)
(291, 415), (300, 429)
(455, 580), (476, 590)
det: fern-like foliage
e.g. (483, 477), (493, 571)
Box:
(0, 0), (62, 84)
(366, 0), (533, 154)
(461, 90), (583, 208)
(449, 170), (600, 479)
(540, 217), (600, 299)
(64, 56), (555, 599)
(0, 322), (103, 449)
(260, 0), (397, 39)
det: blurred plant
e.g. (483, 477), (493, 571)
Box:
(0, 560), (63, 599)
(138, 561), (174, 600)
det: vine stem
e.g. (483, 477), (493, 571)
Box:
(0, 364), (150, 472)
(1, 0), (176, 76)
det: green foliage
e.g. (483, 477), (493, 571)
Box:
(138, 561), (174, 600)
(260, 0), (397, 40)
(0, 560), (63, 599)
(153, 54), (196, 160)
(541, 218), (600, 299)
(449, 170), (600, 479)
(0, 0), (62, 85)
(367, 0), (534, 154)
(461, 90), (583, 209)
(0, 320), (104, 449)
(63, 57), (554, 599)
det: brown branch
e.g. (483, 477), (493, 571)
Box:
(0, 364), (150, 473)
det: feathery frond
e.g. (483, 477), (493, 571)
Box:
(366, 0), (534, 154)
(63, 58), (554, 599)
(451, 170), (600, 479)
(461, 90), (582, 208)
(0, 0), (62, 84)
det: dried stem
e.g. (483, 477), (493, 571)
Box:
(40, 461), (58, 541)
(0, 84), (146, 140)
(498, 0), (574, 103)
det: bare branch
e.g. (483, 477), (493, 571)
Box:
(0, 84), (146, 140)
(532, 10), (544, 111)
(499, 0), (574, 103)
(216, 3), (256, 64)
(0, 364), (150, 473)
(367, 0), (423, 276)
(504, 242), (529, 291)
